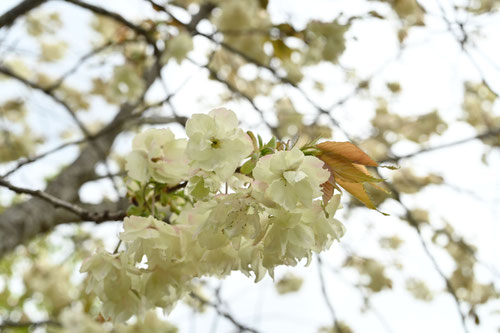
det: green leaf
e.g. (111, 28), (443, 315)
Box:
(241, 158), (257, 175)
(127, 205), (146, 217)
(257, 134), (263, 148)
(264, 136), (277, 149)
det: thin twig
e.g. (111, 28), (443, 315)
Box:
(187, 56), (278, 136)
(47, 40), (131, 91)
(381, 127), (500, 163)
(0, 0), (47, 28)
(317, 255), (342, 330)
(209, 283), (223, 333)
(379, 175), (470, 333)
(0, 65), (92, 137)
(113, 239), (122, 254)
(1, 138), (86, 178)
(145, 0), (350, 137)
(61, 0), (156, 49)
(463, 46), (500, 98)
(0, 319), (59, 329)
(0, 177), (126, 222)
(190, 292), (260, 333)
(327, 258), (395, 333)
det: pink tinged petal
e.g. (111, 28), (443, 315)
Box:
(185, 113), (215, 137)
(209, 107), (239, 132)
(302, 156), (330, 184)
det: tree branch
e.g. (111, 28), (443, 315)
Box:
(0, 44), (164, 257)
(0, 319), (59, 329)
(46, 40), (133, 91)
(1, 138), (86, 178)
(381, 127), (500, 163)
(326, 256), (395, 333)
(0, 64), (125, 193)
(0, 0), (47, 28)
(378, 172), (470, 333)
(129, 115), (188, 126)
(0, 177), (126, 222)
(317, 255), (342, 330)
(190, 292), (260, 333)
(187, 56), (278, 135)
(0, 65), (91, 134)
(146, 0), (353, 139)
(61, 0), (157, 49)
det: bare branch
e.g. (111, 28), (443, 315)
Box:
(0, 0), (47, 28)
(435, 1), (499, 97)
(0, 65), (124, 195)
(326, 256), (395, 333)
(145, 0), (351, 137)
(0, 319), (59, 329)
(317, 255), (342, 330)
(1, 52), (132, 193)
(379, 173), (470, 333)
(0, 41), (164, 257)
(62, 0), (157, 51)
(0, 65), (91, 137)
(463, 46), (500, 98)
(381, 127), (500, 163)
(47, 40), (130, 91)
(0, 177), (126, 222)
(1, 138), (86, 178)
(130, 115), (188, 126)
(188, 57), (278, 135)
(2, 116), (183, 180)
(190, 292), (260, 333)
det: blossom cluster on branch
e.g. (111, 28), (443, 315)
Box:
(81, 108), (346, 322)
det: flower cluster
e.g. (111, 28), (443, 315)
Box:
(81, 108), (344, 322)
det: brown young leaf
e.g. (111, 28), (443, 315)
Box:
(317, 141), (387, 210)
(320, 163), (341, 204)
(322, 180), (334, 204)
(319, 154), (381, 183)
(336, 179), (376, 209)
(316, 141), (378, 166)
